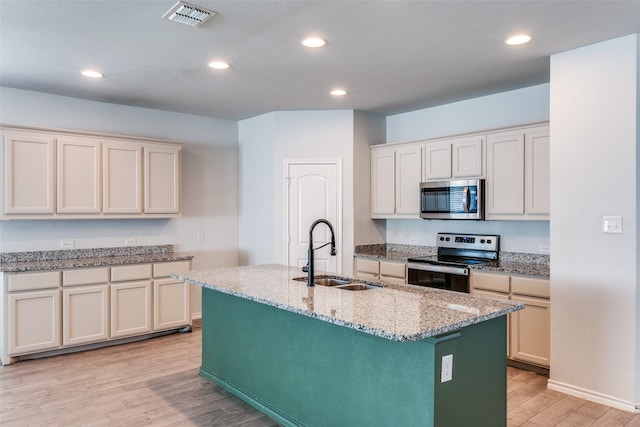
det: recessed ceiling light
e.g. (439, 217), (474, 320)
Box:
(330, 89), (347, 96)
(302, 37), (326, 48)
(81, 70), (103, 78)
(505, 34), (532, 46)
(208, 61), (230, 70)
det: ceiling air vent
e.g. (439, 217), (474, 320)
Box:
(162, 1), (216, 28)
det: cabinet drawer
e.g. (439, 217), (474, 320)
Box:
(7, 271), (61, 292)
(63, 267), (109, 286)
(153, 261), (191, 278)
(379, 261), (406, 279)
(355, 258), (379, 275)
(511, 276), (550, 298)
(110, 264), (151, 282)
(471, 272), (510, 293)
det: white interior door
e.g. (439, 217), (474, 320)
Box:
(287, 161), (341, 274)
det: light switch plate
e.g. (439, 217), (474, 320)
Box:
(603, 216), (623, 234)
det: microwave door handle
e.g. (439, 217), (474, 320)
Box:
(462, 186), (470, 212)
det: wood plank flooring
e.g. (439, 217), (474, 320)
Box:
(1, 325), (638, 426)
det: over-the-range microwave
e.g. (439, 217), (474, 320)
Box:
(420, 179), (485, 220)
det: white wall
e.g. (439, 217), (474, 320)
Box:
(549, 34), (639, 410)
(0, 87), (240, 316)
(384, 84), (551, 253)
(237, 113), (276, 266)
(238, 110), (384, 274)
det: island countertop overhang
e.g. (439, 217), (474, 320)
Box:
(172, 264), (523, 342)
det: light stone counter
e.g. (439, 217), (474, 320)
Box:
(172, 263), (523, 342)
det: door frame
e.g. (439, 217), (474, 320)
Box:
(284, 159), (343, 274)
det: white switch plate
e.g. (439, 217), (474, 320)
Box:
(60, 240), (75, 249)
(603, 216), (623, 234)
(441, 354), (453, 383)
(197, 231), (205, 242)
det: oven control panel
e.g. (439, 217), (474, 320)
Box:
(436, 233), (499, 252)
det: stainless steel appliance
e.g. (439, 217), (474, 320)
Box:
(407, 233), (499, 293)
(420, 179), (484, 220)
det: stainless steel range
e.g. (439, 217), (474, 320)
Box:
(407, 233), (499, 293)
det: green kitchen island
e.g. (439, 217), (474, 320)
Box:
(172, 264), (522, 427)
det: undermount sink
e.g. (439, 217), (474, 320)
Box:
(293, 275), (378, 291)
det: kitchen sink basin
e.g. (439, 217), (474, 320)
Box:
(334, 283), (376, 291)
(293, 275), (379, 290)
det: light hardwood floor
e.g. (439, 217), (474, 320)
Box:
(1, 325), (639, 426)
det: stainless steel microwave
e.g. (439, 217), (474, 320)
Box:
(420, 179), (484, 220)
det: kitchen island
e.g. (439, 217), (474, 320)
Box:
(172, 264), (523, 427)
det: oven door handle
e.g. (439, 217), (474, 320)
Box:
(407, 263), (469, 276)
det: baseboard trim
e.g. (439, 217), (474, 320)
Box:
(547, 379), (639, 413)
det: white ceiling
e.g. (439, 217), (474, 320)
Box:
(1, 1), (639, 121)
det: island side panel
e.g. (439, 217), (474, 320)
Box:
(433, 315), (508, 427)
(200, 288), (436, 427)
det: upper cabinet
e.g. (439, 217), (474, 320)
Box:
(423, 135), (484, 181)
(371, 122), (549, 221)
(103, 141), (143, 214)
(57, 136), (102, 214)
(371, 143), (421, 218)
(144, 145), (181, 214)
(1, 127), (182, 220)
(486, 125), (549, 220)
(3, 130), (56, 215)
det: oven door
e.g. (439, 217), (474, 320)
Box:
(407, 263), (470, 293)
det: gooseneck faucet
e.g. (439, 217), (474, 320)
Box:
(305, 219), (336, 286)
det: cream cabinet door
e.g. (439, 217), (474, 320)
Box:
(379, 260), (406, 285)
(153, 278), (190, 331)
(8, 290), (61, 355)
(144, 145), (181, 214)
(510, 294), (550, 367)
(371, 147), (396, 217)
(452, 135), (483, 178)
(395, 144), (422, 216)
(423, 140), (451, 180)
(525, 126), (550, 216)
(486, 130), (524, 216)
(110, 280), (152, 338)
(103, 142), (142, 214)
(2, 130), (56, 214)
(57, 137), (101, 213)
(62, 284), (109, 346)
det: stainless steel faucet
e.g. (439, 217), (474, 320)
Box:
(304, 219), (336, 286)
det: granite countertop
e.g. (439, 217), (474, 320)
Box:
(0, 245), (192, 273)
(172, 264), (523, 343)
(355, 243), (550, 278)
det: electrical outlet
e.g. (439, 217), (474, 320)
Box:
(124, 238), (137, 246)
(539, 244), (550, 254)
(60, 240), (75, 249)
(603, 216), (623, 234)
(410, 238), (418, 245)
(441, 354), (453, 383)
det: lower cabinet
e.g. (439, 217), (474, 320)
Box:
(63, 284), (109, 346)
(471, 271), (550, 368)
(110, 280), (153, 338)
(154, 278), (190, 331)
(8, 289), (61, 356)
(354, 258), (407, 285)
(1, 260), (191, 365)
